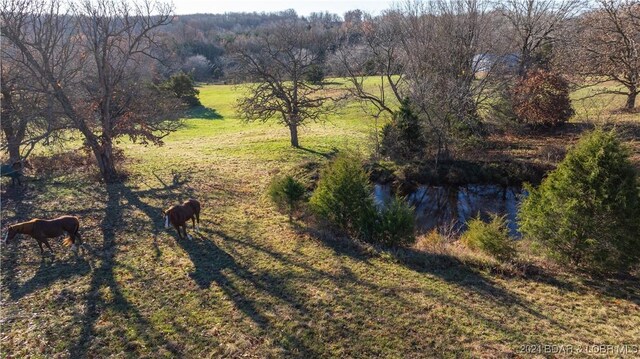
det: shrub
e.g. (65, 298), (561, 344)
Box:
(381, 98), (425, 161)
(416, 229), (447, 252)
(268, 175), (306, 221)
(512, 70), (574, 127)
(375, 197), (415, 246)
(310, 154), (375, 235)
(462, 214), (516, 261)
(489, 89), (519, 131)
(161, 72), (201, 107)
(519, 130), (640, 273)
(310, 154), (416, 245)
(304, 63), (325, 85)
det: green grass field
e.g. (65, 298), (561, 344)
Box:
(1, 81), (639, 358)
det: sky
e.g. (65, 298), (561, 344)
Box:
(173, 0), (394, 16)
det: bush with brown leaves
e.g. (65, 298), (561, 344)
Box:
(512, 70), (574, 127)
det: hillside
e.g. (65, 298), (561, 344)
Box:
(1, 82), (639, 358)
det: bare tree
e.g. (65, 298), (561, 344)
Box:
(334, 11), (405, 119)
(227, 19), (337, 148)
(497, 0), (583, 77)
(332, 11), (406, 156)
(335, 0), (504, 162)
(1, 0), (183, 182)
(0, 54), (63, 163)
(401, 0), (495, 160)
(570, 0), (640, 111)
(182, 55), (213, 82)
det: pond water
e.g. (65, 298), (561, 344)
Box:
(374, 184), (526, 236)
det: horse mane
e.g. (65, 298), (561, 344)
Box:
(10, 220), (35, 234)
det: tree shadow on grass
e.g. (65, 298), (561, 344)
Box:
(392, 246), (567, 328)
(70, 183), (188, 357)
(298, 146), (338, 159)
(1, 184), (96, 302)
(220, 222), (557, 349)
(294, 220), (567, 330)
(291, 221), (376, 264)
(186, 106), (223, 120)
(6, 257), (91, 301)
(171, 228), (321, 357)
(581, 275), (640, 306)
(71, 177), (329, 357)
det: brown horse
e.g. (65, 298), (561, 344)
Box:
(163, 199), (201, 240)
(3, 216), (83, 255)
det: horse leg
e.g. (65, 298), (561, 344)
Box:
(192, 217), (196, 231)
(71, 222), (85, 253)
(75, 232), (85, 254)
(184, 225), (192, 240)
(43, 238), (54, 255)
(66, 229), (80, 253)
(196, 212), (200, 230)
(173, 224), (183, 240)
(37, 240), (45, 256)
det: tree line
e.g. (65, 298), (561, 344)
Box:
(1, 0), (639, 182)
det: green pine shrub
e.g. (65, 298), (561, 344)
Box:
(310, 154), (415, 245)
(310, 153), (375, 234)
(519, 130), (640, 273)
(375, 196), (415, 246)
(381, 98), (425, 161)
(304, 63), (325, 85)
(161, 72), (201, 107)
(462, 214), (516, 262)
(268, 175), (306, 221)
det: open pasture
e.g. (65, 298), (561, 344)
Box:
(1, 81), (639, 358)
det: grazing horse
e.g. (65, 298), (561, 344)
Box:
(1, 160), (31, 186)
(163, 199), (201, 240)
(3, 216), (82, 255)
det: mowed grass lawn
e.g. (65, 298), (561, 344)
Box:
(1, 80), (639, 358)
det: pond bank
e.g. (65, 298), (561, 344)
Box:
(374, 183), (526, 236)
(368, 159), (549, 188)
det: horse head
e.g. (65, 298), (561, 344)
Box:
(162, 209), (171, 229)
(3, 225), (19, 244)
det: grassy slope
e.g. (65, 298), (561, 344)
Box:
(1, 80), (639, 358)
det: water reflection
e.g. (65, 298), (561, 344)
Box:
(374, 184), (526, 236)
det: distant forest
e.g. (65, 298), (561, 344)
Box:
(161, 9), (349, 81)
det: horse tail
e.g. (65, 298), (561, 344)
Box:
(73, 219), (82, 245)
(190, 200), (201, 225)
(191, 199), (201, 215)
(64, 218), (81, 247)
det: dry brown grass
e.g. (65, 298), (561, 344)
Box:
(1, 81), (638, 358)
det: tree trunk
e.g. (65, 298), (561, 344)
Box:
(7, 141), (21, 164)
(518, 47), (531, 78)
(1, 88), (21, 163)
(90, 140), (119, 183)
(289, 124), (299, 148)
(625, 87), (637, 111)
(1, 122), (23, 164)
